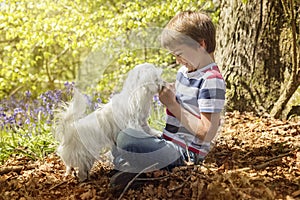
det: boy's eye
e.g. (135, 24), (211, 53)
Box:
(175, 54), (183, 59)
(169, 51), (181, 57)
(173, 52), (182, 57)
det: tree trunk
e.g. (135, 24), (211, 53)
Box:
(216, 0), (300, 118)
(270, 0), (300, 118)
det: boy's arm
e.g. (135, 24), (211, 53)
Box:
(159, 83), (220, 141)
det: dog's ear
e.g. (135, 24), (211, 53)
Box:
(122, 66), (141, 91)
(123, 63), (162, 91)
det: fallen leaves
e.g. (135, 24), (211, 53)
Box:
(0, 111), (299, 199)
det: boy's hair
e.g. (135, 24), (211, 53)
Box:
(161, 11), (216, 53)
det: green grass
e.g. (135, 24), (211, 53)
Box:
(149, 103), (166, 131)
(0, 124), (58, 164)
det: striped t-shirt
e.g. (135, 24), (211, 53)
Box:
(162, 62), (226, 157)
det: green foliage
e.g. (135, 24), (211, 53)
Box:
(0, 0), (218, 100)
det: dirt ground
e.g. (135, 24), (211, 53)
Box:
(0, 112), (299, 200)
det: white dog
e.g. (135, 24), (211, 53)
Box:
(55, 63), (163, 181)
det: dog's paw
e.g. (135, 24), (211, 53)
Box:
(64, 166), (72, 176)
(77, 170), (89, 182)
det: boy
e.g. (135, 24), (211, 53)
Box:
(111, 11), (226, 189)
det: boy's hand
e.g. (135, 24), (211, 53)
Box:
(158, 83), (176, 107)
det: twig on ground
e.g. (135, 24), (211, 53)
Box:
(169, 175), (191, 191)
(253, 152), (293, 170)
(227, 167), (251, 173)
(49, 177), (73, 190)
(269, 123), (300, 130)
(0, 164), (37, 175)
(118, 163), (159, 200)
(136, 175), (170, 181)
(169, 182), (185, 191)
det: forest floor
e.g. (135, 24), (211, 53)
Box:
(0, 112), (299, 200)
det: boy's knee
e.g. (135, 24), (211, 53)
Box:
(116, 128), (141, 150)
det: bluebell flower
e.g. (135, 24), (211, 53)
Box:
(14, 107), (24, 114)
(0, 85), (105, 133)
(24, 118), (30, 124)
(25, 90), (31, 98)
(6, 116), (15, 124)
(153, 94), (161, 106)
(17, 120), (22, 126)
(64, 82), (69, 87)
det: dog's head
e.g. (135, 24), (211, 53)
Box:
(123, 63), (163, 93)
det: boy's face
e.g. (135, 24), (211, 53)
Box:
(170, 43), (212, 71)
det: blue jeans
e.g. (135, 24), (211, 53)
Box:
(112, 128), (200, 173)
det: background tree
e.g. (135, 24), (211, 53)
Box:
(216, 0), (300, 118)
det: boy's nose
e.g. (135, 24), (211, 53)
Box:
(176, 56), (188, 66)
(175, 56), (183, 65)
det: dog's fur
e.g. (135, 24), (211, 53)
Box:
(55, 63), (163, 181)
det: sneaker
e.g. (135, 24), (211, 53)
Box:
(108, 169), (121, 177)
(110, 170), (146, 191)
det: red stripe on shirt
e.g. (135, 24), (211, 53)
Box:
(162, 133), (207, 156)
(207, 72), (223, 80)
(203, 65), (219, 73)
(166, 108), (175, 117)
(203, 66), (223, 80)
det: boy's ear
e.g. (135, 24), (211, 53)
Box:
(199, 39), (207, 50)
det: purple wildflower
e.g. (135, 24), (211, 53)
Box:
(25, 90), (31, 98)
(153, 94), (161, 106)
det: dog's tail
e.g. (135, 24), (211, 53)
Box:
(54, 88), (88, 142)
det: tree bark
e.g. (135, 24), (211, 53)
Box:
(270, 0), (300, 118)
(216, 0), (300, 118)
